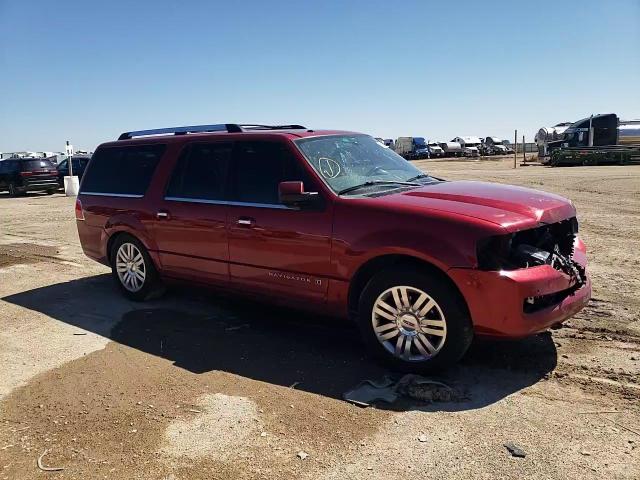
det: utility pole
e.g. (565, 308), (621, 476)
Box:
(514, 130), (517, 168)
(522, 135), (526, 164)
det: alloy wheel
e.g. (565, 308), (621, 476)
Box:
(115, 242), (146, 292)
(371, 285), (447, 362)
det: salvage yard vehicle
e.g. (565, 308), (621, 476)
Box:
(439, 141), (463, 157)
(394, 137), (430, 159)
(545, 114), (640, 166)
(0, 157), (58, 196)
(75, 123), (591, 371)
(483, 137), (508, 155)
(56, 155), (91, 188)
(427, 142), (445, 158)
(453, 136), (481, 157)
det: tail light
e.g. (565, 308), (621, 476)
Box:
(75, 198), (85, 221)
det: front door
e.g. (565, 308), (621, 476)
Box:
(227, 140), (333, 303)
(152, 142), (232, 284)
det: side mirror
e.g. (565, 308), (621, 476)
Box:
(278, 181), (319, 208)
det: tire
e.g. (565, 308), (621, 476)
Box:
(8, 182), (19, 197)
(357, 267), (473, 372)
(46, 189), (55, 195)
(110, 234), (164, 301)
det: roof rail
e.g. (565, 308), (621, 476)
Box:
(237, 124), (307, 131)
(118, 124), (242, 140)
(117, 123), (307, 140)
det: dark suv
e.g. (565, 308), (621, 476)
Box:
(75, 123), (590, 371)
(56, 156), (91, 188)
(0, 158), (59, 196)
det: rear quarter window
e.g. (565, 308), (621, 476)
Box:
(80, 144), (165, 196)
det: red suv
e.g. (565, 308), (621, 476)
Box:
(76, 124), (591, 371)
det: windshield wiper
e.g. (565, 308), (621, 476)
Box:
(405, 174), (431, 182)
(338, 180), (421, 196)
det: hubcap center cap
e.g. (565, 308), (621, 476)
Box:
(398, 314), (419, 335)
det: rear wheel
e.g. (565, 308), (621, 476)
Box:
(357, 267), (473, 372)
(8, 182), (19, 197)
(110, 234), (163, 301)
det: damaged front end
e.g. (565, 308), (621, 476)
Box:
(476, 217), (587, 313)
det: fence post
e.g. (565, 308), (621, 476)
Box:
(514, 130), (517, 168)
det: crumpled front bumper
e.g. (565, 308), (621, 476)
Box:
(448, 237), (591, 338)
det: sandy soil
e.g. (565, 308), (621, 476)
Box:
(0, 158), (638, 479)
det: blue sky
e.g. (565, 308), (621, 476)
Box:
(1, 0), (638, 152)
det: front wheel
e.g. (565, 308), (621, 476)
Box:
(357, 267), (473, 372)
(110, 234), (164, 301)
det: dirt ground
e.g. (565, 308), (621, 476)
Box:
(0, 157), (639, 479)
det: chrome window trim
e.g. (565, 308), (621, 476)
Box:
(80, 192), (144, 198)
(164, 196), (289, 210)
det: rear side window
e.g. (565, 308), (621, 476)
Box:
(166, 143), (232, 201)
(81, 144), (165, 196)
(22, 160), (54, 170)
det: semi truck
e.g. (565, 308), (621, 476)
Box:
(483, 137), (509, 155)
(439, 141), (463, 157)
(394, 137), (430, 159)
(428, 142), (445, 157)
(453, 136), (481, 157)
(544, 114), (640, 166)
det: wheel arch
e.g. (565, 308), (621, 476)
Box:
(347, 254), (470, 320)
(106, 230), (160, 271)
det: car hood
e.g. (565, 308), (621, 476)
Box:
(374, 180), (575, 232)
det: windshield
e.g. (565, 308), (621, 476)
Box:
(413, 138), (427, 147)
(295, 134), (434, 195)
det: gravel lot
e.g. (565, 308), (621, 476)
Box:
(1, 157), (639, 479)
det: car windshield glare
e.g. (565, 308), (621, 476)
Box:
(295, 134), (432, 194)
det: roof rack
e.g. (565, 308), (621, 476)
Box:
(117, 123), (307, 140)
(236, 124), (307, 131)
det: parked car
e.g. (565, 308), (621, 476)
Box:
(56, 155), (91, 188)
(75, 123), (591, 371)
(0, 157), (59, 196)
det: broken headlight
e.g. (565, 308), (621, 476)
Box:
(476, 217), (580, 272)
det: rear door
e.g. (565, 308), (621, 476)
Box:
(151, 142), (232, 284)
(226, 140), (333, 303)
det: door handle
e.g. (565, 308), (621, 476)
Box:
(156, 210), (170, 220)
(237, 217), (255, 227)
